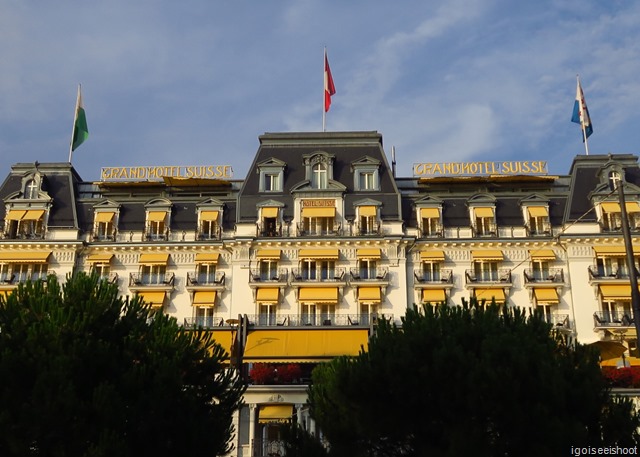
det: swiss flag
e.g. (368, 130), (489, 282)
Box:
(324, 52), (336, 112)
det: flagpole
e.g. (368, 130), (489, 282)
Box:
(69, 84), (81, 163)
(322, 47), (327, 132)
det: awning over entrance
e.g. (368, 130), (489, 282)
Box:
(136, 291), (166, 308)
(298, 287), (338, 304)
(356, 248), (381, 260)
(256, 249), (281, 260)
(420, 250), (445, 261)
(529, 249), (556, 260)
(195, 252), (220, 263)
(258, 405), (294, 423)
(0, 251), (51, 263)
(422, 289), (446, 303)
(474, 288), (506, 304)
(600, 284), (638, 300)
(471, 250), (504, 261)
(358, 286), (381, 303)
(301, 207), (336, 218)
(256, 287), (279, 304)
(243, 328), (369, 362)
(192, 291), (217, 307)
(139, 253), (170, 265)
(533, 288), (559, 304)
(298, 249), (339, 260)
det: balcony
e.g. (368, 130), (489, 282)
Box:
(523, 268), (564, 284)
(354, 221), (381, 236)
(197, 226), (221, 241)
(183, 316), (226, 328)
(244, 313), (389, 327)
(465, 269), (512, 285)
(588, 266), (638, 283)
(129, 272), (175, 288)
(525, 221), (551, 237)
(541, 313), (570, 329)
(249, 268), (288, 284)
(91, 229), (117, 242)
(290, 268), (345, 283)
(593, 311), (635, 328)
(296, 223), (342, 237)
(143, 229), (170, 242)
(256, 223), (282, 238)
(470, 221), (497, 238)
(413, 269), (453, 284)
(186, 271), (225, 287)
(349, 267), (388, 283)
(418, 223), (444, 239)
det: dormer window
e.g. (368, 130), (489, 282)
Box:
(471, 206), (496, 237)
(524, 205), (550, 236)
(351, 156), (381, 191)
(198, 210), (220, 240)
(312, 163), (328, 189)
(418, 207), (442, 238)
(94, 212), (116, 241)
(598, 201), (640, 232)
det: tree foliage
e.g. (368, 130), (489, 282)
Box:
(306, 301), (640, 456)
(0, 273), (246, 457)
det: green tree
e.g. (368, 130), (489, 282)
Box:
(0, 273), (246, 457)
(306, 301), (640, 457)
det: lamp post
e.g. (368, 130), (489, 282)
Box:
(610, 171), (640, 354)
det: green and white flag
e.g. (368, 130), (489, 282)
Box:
(71, 84), (89, 152)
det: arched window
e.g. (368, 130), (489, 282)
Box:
(312, 163), (327, 189)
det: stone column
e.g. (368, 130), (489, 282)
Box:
(248, 404), (256, 457)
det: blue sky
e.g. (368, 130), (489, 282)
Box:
(1, 0), (639, 181)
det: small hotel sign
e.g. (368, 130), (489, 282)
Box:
(302, 199), (336, 207)
(100, 165), (233, 181)
(413, 161), (548, 177)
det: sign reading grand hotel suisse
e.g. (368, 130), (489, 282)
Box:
(100, 165), (233, 181)
(413, 161), (548, 177)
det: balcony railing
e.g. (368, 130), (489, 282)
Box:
(186, 271), (225, 286)
(256, 223), (282, 238)
(296, 223), (342, 237)
(183, 316), (226, 328)
(249, 268), (288, 283)
(525, 221), (552, 237)
(523, 268), (564, 283)
(413, 269), (453, 284)
(244, 313), (390, 327)
(588, 266), (639, 281)
(354, 222), (381, 236)
(541, 313), (570, 329)
(470, 222), (497, 238)
(290, 268), (345, 282)
(143, 229), (170, 241)
(252, 439), (287, 457)
(129, 272), (175, 287)
(594, 311), (635, 327)
(418, 223), (444, 239)
(196, 226), (221, 241)
(349, 267), (388, 281)
(91, 229), (117, 242)
(465, 269), (511, 284)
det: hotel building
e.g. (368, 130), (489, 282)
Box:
(1, 131), (639, 456)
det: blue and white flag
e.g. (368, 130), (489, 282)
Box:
(571, 77), (593, 141)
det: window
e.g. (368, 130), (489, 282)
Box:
(312, 163), (328, 189)
(301, 260), (335, 280)
(419, 208), (442, 237)
(13, 263), (48, 283)
(260, 260), (279, 280)
(472, 207), (496, 236)
(195, 307), (216, 328)
(141, 265), (166, 285)
(536, 303), (553, 323)
(474, 261), (499, 282)
(94, 212), (116, 241)
(602, 300), (632, 324)
(358, 259), (377, 280)
(258, 303), (277, 326)
(264, 173), (281, 192)
(260, 207), (280, 237)
(146, 211), (168, 241)
(525, 206), (550, 235)
(530, 260), (550, 281)
(351, 157), (381, 191)
(359, 303), (377, 326)
(358, 171), (376, 190)
(92, 263), (110, 280)
(197, 263), (217, 284)
(257, 159), (285, 193)
(198, 210), (220, 240)
(0, 264), (11, 283)
(422, 262), (441, 281)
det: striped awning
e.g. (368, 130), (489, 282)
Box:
(298, 249), (339, 260)
(533, 288), (559, 304)
(472, 250), (504, 261)
(139, 253), (170, 265)
(256, 287), (279, 304)
(192, 291), (216, 307)
(357, 248), (381, 260)
(358, 206), (377, 217)
(420, 250), (445, 261)
(422, 289), (446, 304)
(298, 287), (338, 304)
(195, 252), (220, 263)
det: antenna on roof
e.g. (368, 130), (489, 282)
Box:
(391, 146), (397, 178)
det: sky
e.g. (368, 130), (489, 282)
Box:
(1, 0), (639, 182)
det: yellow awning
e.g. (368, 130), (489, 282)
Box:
(301, 207), (336, 218)
(256, 287), (279, 304)
(299, 287), (338, 304)
(600, 202), (620, 213)
(139, 253), (170, 265)
(472, 250), (504, 261)
(193, 291), (217, 306)
(358, 286), (381, 302)
(261, 207), (279, 218)
(420, 207), (440, 219)
(298, 249), (339, 260)
(529, 249), (556, 260)
(243, 328), (369, 362)
(256, 249), (281, 260)
(147, 211), (168, 222)
(473, 207), (494, 218)
(0, 251), (51, 263)
(357, 248), (381, 259)
(527, 206), (549, 217)
(475, 288), (506, 304)
(195, 252), (220, 263)
(422, 289), (446, 303)
(21, 209), (45, 221)
(626, 202), (640, 213)
(94, 212), (115, 223)
(593, 246), (639, 256)
(5, 210), (26, 221)
(259, 405), (294, 423)
(420, 250), (445, 261)
(87, 253), (114, 264)
(200, 210), (219, 220)
(137, 291), (166, 308)
(533, 288), (559, 304)
(600, 284), (639, 300)
(209, 330), (234, 359)
(358, 206), (377, 217)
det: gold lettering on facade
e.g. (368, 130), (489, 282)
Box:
(413, 161), (548, 176)
(100, 165), (234, 181)
(301, 199), (336, 207)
